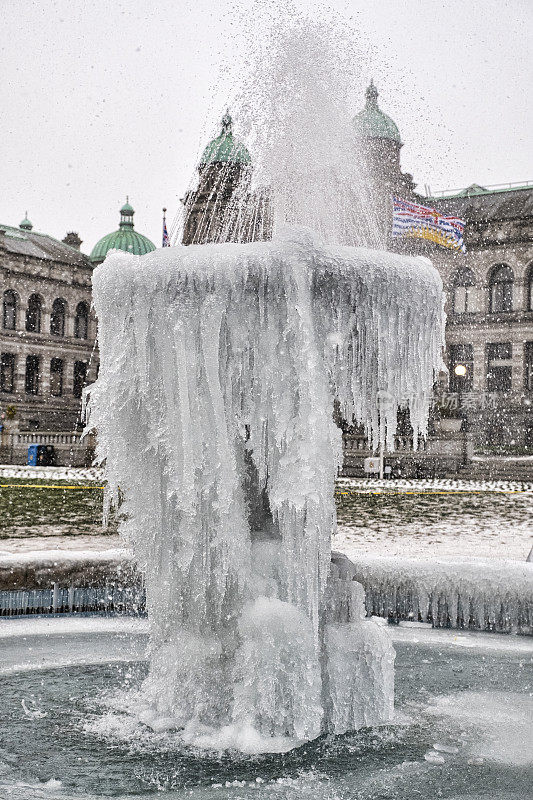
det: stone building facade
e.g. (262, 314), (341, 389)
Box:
(2, 92), (531, 465)
(427, 186), (533, 452)
(0, 217), (97, 436)
(0, 202), (155, 464)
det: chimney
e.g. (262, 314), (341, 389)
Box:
(63, 232), (82, 250)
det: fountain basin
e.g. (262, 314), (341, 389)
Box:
(0, 616), (531, 799)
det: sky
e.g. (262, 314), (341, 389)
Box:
(1, 0), (531, 253)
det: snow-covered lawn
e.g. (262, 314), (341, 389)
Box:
(0, 464), (104, 481)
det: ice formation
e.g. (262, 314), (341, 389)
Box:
(87, 228), (444, 749)
(345, 554), (533, 634)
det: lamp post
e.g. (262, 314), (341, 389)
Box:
(454, 363), (468, 466)
(454, 363), (467, 426)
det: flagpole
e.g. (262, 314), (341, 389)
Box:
(162, 208), (167, 247)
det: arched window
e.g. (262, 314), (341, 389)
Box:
(25, 294), (42, 333)
(74, 301), (89, 339)
(489, 265), (514, 313)
(3, 290), (17, 330)
(50, 298), (66, 337)
(452, 267), (475, 314)
(527, 264), (533, 311)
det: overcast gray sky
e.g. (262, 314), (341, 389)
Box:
(1, 0), (531, 253)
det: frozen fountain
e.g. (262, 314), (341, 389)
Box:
(1, 16), (532, 800)
(86, 225), (443, 749)
(81, 15), (447, 752)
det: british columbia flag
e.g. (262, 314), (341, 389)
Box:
(392, 196), (466, 252)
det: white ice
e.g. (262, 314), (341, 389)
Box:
(86, 228), (444, 749)
(341, 554), (533, 633)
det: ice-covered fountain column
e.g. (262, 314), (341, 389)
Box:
(87, 228), (444, 749)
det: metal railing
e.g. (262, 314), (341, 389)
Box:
(429, 180), (533, 198)
(342, 433), (427, 453)
(14, 431), (82, 446)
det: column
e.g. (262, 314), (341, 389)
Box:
(40, 353), (50, 397)
(512, 340), (525, 392)
(472, 342), (486, 392)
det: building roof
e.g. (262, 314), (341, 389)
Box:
(199, 113), (251, 166)
(0, 222), (90, 267)
(90, 200), (156, 264)
(353, 81), (401, 144)
(425, 183), (533, 223)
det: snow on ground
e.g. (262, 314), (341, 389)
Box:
(335, 523), (532, 562)
(335, 478), (533, 561)
(1, 477), (531, 562)
(472, 454), (533, 463)
(0, 534), (122, 555)
(0, 464), (103, 481)
(0, 614), (148, 640)
(336, 476), (533, 492)
(0, 614), (530, 657)
(0, 548), (130, 568)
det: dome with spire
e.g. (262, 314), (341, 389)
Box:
(19, 213), (33, 231)
(353, 81), (401, 144)
(90, 199), (156, 265)
(199, 113), (251, 167)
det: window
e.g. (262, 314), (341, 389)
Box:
(50, 299), (66, 337)
(50, 358), (64, 397)
(74, 302), (89, 339)
(26, 294), (42, 333)
(0, 353), (15, 393)
(73, 360), (87, 398)
(528, 265), (533, 311)
(452, 268), (475, 314)
(25, 355), (40, 395)
(487, 342), (512, 392)
(449, 344), (474, 392)
(525, 342), (533, 391)
(489, 265), (514, 313)
(3, 291), (17, 330)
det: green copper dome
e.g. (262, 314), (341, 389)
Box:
(200, 113), (251, 166)
(19, 212), (33, 231)
(90, 199), (155, 264)
(353, 81), (401, 144)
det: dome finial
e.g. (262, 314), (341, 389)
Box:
(221, 110), (232, 135)
(199, 111), (251, 167)
(366, 79), (379, 108)
(353, 81), (401, 144)
(19, 212), (33, 231)
(119, 198), (135, 228)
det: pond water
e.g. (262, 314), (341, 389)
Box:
(0, 621), (531, 799)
